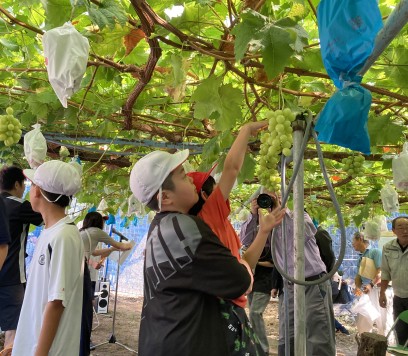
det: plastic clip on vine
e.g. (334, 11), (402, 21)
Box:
(270, 110), (347, 286)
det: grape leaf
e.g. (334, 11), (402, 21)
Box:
(352, 204), (370, 227)
(191, 75), (223, 120)
(191, 76), (241, 131)
(88, 0), (128, 30)
(232, 10), (266, 61)
(390, 46), (408, 89)
(237, 154), (256, 184)
(123, 28), (145, 56)
(40, 0), (72, 29)
(26, 95), (50, 120)
(368, 114), (404, 146)
(217, 83), (242, 131)
(262, 25), (294, 79)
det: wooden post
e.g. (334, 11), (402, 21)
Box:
(356, 332), (387, 356)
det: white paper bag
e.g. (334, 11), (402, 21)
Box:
(393, 142), (408, 191)
(42, 22), (90, 107)
(24, 124), (47, 169)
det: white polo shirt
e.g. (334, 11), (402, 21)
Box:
(13, 216), (84, 356)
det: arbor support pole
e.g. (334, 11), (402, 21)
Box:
(293, 120), (306, 356)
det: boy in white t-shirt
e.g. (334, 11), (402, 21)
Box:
(12, 160), (84, 356)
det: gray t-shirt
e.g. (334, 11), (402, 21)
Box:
(80, 227), (116, 259)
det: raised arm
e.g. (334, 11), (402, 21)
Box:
(92, 228), (133, 252)
(242, 207), (285, 269)
(239, 199), (260, 247)
(218, 121), (267, 200)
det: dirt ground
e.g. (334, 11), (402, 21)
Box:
(0, 295), (359, 355)
(88, 294), (359, 356)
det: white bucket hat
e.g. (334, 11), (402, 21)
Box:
(130, 149), (189, 205)
(24, 160), (81, 198)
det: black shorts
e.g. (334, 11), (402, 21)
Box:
(0, 284), (25, 330)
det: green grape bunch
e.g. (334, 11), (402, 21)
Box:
(258, 108), (296, 192)
(0, 107), (23, 147)
(342, 154), (365, 178)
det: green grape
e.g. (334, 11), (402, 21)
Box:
(282, 148), (292, 156)
(259, 108), (297, 192)
(276, 115), (285, 124)
(0, 108), (22, 147)
(342, 154), (365, 177)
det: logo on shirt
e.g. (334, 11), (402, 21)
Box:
(38, 254), (45, 265)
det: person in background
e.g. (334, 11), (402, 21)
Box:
(331, 272), (350, 335)
(240, 197), (276, 355)
(242, 192), (335, 356)
(12, 160), (84, 356)
(380, 216), (408, 346)
(0, 166), (43, 351)
(79, 211), (132, 355)
(352, 231), (388, 335)
(314, 225), (349, 335)
(314, 225), (335, 273)
(0, 197), (10, 271)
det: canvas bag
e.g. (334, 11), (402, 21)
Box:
(358, 256), (377, 280)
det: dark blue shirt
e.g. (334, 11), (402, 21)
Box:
(0, 198), (10, 245)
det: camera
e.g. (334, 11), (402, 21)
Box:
(256, 193), (276, 209)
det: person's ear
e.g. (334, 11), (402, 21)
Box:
(160, 189), (173, 206)
(32, 185), (41, 198)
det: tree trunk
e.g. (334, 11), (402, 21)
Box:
(357, 332), (388, 356)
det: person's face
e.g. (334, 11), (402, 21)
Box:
(393, 218), (408, 246)
(351, 237), (365, 253)
(163, 165), (198, 213)
(266, 191), (281, 205)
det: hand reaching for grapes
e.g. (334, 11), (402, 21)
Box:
(258, 206), (286, 235)
(243, 120), (268, 136)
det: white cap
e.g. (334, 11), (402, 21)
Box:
(130, 150), (189, 205)
(24, 160), (81, 196)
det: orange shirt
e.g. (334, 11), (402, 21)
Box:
(198, 186), (247, 308)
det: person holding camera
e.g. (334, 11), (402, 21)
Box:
(240, 191), (335, 356)
(240, 196), (277, 355)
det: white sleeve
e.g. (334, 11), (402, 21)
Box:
(48, 231), (83, 307)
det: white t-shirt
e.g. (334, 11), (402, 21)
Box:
(13, 216), (84, 356)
